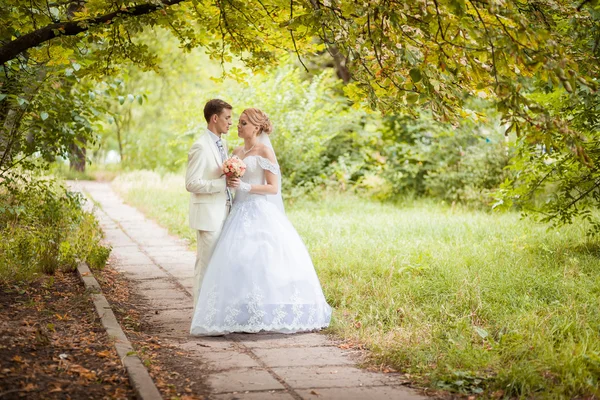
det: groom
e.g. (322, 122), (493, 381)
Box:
(185, 99), (234, 309)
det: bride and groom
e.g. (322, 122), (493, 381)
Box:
(185, 99), (332, 335)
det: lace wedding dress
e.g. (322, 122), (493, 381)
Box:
(190, 155), (332, 335)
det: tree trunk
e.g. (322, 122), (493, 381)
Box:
(114, 116), (124, 162)
(69, 139), (86, 172)
(329, 45), (351, 84)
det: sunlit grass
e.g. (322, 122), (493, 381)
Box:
(112, 171), (600, 398)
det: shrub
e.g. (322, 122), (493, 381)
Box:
(379, 111), (513, 206)
(0, 174), (110, 282)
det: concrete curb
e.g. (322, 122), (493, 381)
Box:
(77, 262), (163, 400)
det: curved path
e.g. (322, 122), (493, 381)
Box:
(72, 180), (428, 400)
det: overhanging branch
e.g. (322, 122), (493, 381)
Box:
(0, 0), (188, 65)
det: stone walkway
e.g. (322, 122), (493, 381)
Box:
(72, 181), (427, 400)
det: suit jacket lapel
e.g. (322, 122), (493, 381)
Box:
(204, 131), (222, 166)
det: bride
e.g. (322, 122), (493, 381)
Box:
(190, 108), (332, 335)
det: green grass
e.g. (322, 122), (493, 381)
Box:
(112, 171), (600, 398)
(50, 162), (121, 182)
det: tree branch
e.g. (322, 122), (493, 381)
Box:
(0, 0), (188, 65)
(468, 0), (499, 87)
(289, 0), (309, 73)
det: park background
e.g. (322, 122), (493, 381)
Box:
(1, 1), (600, 398)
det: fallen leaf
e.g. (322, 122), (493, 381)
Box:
(49, 384), (63, 393)
(24, 383), (37, 391)
(96, 350), (111, 358)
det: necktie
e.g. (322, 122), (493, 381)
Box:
(216, 139), (232, 205)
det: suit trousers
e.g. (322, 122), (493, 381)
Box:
(193, 206), (229, 309)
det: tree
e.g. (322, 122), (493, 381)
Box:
(1, 0), (599, 229)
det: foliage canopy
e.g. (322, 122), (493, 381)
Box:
(1, 0), (599, 228)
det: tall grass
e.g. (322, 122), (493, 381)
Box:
(113, 171), (600, 398)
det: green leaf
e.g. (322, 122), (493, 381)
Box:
(409, 68), (422, 83)
(406, 93), (419, 104)
(118, 96), (125, 105)
(0, 94), (6, 102)
(40, 112), (49, 121)
(49, 7), (59, 19)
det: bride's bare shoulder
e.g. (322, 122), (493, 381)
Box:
(257, 145), (276, 163)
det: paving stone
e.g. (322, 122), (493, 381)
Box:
(178, 276), (194, 291)
(250, 347), (353, 367)
(232, 332), (334, 349)
(107, 213), (146, 223)
(119, 221), (163, 230)
(136, 285), (191, 310)
(207, 369), (285, 393)
(111, 249), (154, 265)
(146, 308), (192, 327)
(177, 338), (236, 352)
(98, 220), (120, 230)
(144, 239), (190, 248)
(135, 237), (186, 247)
(135, 278), (178, 291)
(119, 266), (170, 280)
(112, 262), (158, 275)
(159, 262), (194, 271)
(143, 246), (190, 256)
(103, 229), (136, 246)
(104, 238), (138, 248)
(212, 391), (295, 400)
(295, 386), (424, 400)
(140, 295), (191, 311)
(136, 284), (190, 300)
(188, 348), (261, 370)
(160, 266), (194, 281)
(151, 254), (196, 265)
(271, 366), (401, 389)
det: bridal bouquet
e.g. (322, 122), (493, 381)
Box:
(222, 156), (246, 178)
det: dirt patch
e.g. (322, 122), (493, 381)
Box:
(0, 272), (134, 399)
(96, 266), (211, 400)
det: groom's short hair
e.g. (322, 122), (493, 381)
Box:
(204, 99), (232, 123)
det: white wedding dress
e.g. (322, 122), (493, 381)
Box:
(190, 155), (332, 335)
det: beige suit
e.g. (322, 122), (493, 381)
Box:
(185, 130), (229, 308)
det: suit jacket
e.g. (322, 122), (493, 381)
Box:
(185, 130), (228, 231)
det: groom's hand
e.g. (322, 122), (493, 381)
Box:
(227, 177), (240, 188)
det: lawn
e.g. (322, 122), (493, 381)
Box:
(112, 171), (600, 398)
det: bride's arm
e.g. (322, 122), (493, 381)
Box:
(243, 170), (278, 195)
(238, 148), (279, 195)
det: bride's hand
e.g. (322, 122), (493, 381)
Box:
(227, 177), (240, 188)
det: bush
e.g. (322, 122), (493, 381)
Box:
(379, 110), (513, 206)
(0, 174), (110, 282)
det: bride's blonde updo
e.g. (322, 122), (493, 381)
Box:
(242, 108), (273, 135)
